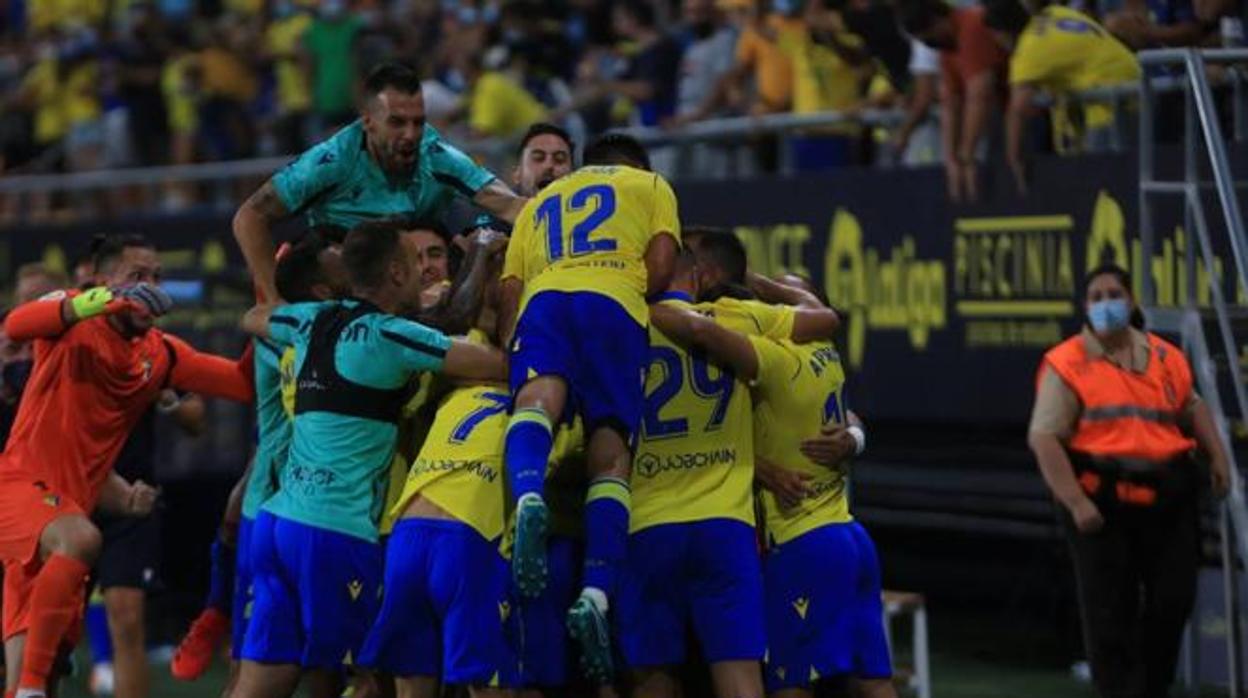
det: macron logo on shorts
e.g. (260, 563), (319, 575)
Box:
(792, 597), (810, 620)
(347, 580), (363, 601)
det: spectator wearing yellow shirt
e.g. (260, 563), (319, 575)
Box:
(198, 20), (258, 160)
(161, 41), (200, 165)
(264, 0), (313, 154)
(784, 0), (871, 171)
(462, 48), (549, 139)
(60, 41), (103, 172)
(161, 37), (201, 207)
(985, 0), (1141, 193)
(26, 0), (105, 33)
(18, 42), (66, 156)
(689, 0), (802, 120)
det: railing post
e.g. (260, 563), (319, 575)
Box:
(1141, 61), (1157, 305)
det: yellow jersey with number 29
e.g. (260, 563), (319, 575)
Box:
(630, 294), (791, 533)
(751, 337), (852, 547)
(502, 165), (681, 328)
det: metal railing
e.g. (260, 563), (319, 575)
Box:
(0, 65), (1243, 226)
(1137, 47), (1248, 696)
(0, 77), (1196, 203)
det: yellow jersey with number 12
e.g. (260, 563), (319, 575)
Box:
(630, 294), (789, 532)
(502, 165), (681, 328)
(751, 337), (852, 547)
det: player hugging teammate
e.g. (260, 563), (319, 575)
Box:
(0, 62), (893, 698)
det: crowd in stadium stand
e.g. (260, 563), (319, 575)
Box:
(0, 0), (1240, 181)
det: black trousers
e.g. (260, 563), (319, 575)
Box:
(1063, 468), (1200, 698)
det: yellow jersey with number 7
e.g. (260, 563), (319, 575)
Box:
(502, 165), (681, 328)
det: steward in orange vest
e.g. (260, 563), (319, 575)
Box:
(1028, 263), (1231, 698)
(1039, 329), (1196, 507)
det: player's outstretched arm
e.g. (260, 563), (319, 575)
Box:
(746, 272), (841, 342)
(649, 302), (760, 380)
(440, 338), (508, 383)
(473, 179), (528, 224)
(233, 180), (289, 304)
(164, 335), (255, 403)
(4, 285), (170, 341)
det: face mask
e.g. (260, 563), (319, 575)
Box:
(1088, 298), (1131, 334)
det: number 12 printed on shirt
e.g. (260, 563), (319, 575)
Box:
(536, 184), (618, 260)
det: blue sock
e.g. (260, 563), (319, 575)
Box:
(504, 408), (554, 502)
(85, 591), (112, 664)
(204, 538), (235, 614)
(582, 477), (630, 600)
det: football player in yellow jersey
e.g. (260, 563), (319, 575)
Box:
(748, 278), (892, 698)
(621, 249), (774, 698)
(499, 134), (681, 682)
(650, 273), (891, 698)
(360, 338), (522, 697)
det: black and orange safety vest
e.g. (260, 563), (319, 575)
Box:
(1040, 331), (1195, 462)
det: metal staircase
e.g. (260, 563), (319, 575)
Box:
(1138, 48), (1248, 696)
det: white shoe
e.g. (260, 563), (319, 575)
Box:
(89, 662), (115, 696)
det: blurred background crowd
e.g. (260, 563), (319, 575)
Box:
(0, 0), (1243, 185)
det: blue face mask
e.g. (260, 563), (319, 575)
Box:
(1088, 298), (1131, 333)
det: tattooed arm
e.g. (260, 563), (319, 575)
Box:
(233, 179), (290, 303)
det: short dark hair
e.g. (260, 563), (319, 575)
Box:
(694, 230), (748, 285)
(402, 218), (452, 246)
(93, 234), (155, 276)
(682, 225), (730, 253)
(1085, 263), (1133, 297)
(897, 0), (950, 35)
(516, 122), (575, 160)
(275, 237), (330, 303)
(982, 0), (1030, 35)
(343, 220), (407, 290)
(583, 133), (651, 170)
(364, 62), (424, 97)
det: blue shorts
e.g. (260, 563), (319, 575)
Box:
(230, 516), (255, 660)
(617, 519), (764, 667)
(510, 291), (648, 444)
(764, 522), (891, 690)
(241, 511), (383, 670)
(519, 535), (582, 687)
(359, 519), (519, 687)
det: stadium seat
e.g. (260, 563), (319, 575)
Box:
(883, 590), (931, 698)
